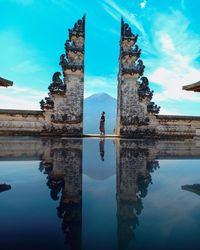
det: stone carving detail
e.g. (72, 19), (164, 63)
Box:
(121, 18), (138, 41)
(60, 15), (85, 75)
(120, 18), (143, 77)
(121, 115), (149, 126)
(121, 59), (145, 76)
(138, 77), (153, 100)
(117, 18), (160, 137)
(48, 72), (66, 96)
(147, 102), (160, 114)
(40, 96), (54, 110)
(40, 72), (65, 111)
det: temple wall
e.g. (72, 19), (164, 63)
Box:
(0, 110), (45, 135)
(154, 115), (200, 138)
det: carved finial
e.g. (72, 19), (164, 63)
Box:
(59, 54), (68, 69)
(40, 96), (54, 110)
(52, 72), (63, 86)
(48, 72), (66, 95)
(60, 16), (85, 75)
(68, 15), (85, 37)
(121, 18), (138, 42)
(147, 102), (160, 114)
(138, 77), (153, 100)
(136, 59), (145, 75)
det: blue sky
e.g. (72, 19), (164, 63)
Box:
(0, 0), (200, 115)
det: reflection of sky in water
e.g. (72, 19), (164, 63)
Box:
(0, 161), (66, 250)
(0, 138), (200, 249)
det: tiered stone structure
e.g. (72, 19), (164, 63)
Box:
(116, 18), (200, 138)
(116, 18), (159, 137)
(1, 16), (200, 138)
(116, 139), (159, 248)
(40, 15), (85, 135)
(0, 137), (200, 246)
(0, 16), (85, 136)
(39, 139), (82, 249)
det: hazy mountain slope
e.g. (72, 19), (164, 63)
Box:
(83, 93), (117, 134)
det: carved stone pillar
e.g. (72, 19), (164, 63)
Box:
(40, 16), (85, 136)
(116, 18), (160, 138)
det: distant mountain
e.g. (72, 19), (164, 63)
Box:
(83, 93), (117, 134)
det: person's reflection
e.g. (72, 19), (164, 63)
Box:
(99, 139), (105, 161)
(116, 140), (159, 249)
(40, 139), (82, 250)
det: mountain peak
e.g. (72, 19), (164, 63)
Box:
(84, 92), (117, 134)
(85, 92), (116, 101)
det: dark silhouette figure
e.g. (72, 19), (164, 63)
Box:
(99, 111), (105, 135)
(99, 139), (105, 161)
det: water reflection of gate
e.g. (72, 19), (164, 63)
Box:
(39, 139), (82, 250)
(0, 138), (200, 249)
(116, 140), (159, 249)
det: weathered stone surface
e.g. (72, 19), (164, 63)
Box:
(116, 18), (158, 137)
(116, 18), (200, 139)
(0, 16), (85, 137)
(39, 138), (82, 249)
(0, 111), (45, 135)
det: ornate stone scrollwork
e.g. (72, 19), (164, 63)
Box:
(117, 17), (161, 136)
(68, 15), (85, 38)
(121, 59), (145, 76)
(121, 45), (141, 58)
(121, 115), (149, 126)
(59, 54), (68, 69)
(40, 96), (54, 110)
(48, 72), (66, 96)
(60, 15), (85, 75)
(138, 77), (154, 100)
(120, 18), (144, 77)
(147, 102), (160, 114)
(121, 18), (138, 43)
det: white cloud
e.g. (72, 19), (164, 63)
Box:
(147, 11), (200, 106)
(102, 0), (146, 35)
(159, 107), (182, 116)
(140, 0), (147, 9)
(159, 34), (176, 52)
(0, 86), (47, 110)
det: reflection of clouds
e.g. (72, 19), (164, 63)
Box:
(83, 174), (116, 197)
(143, 159), (200, 237)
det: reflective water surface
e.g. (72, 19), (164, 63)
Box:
(0, 137), (200, 250)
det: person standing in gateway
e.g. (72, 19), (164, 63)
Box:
(99, 111), (105, 136)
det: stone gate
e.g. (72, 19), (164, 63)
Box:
(0, 16), (85, 136)
(0, 16), (200, 138)
(116, 18), (200, 138)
